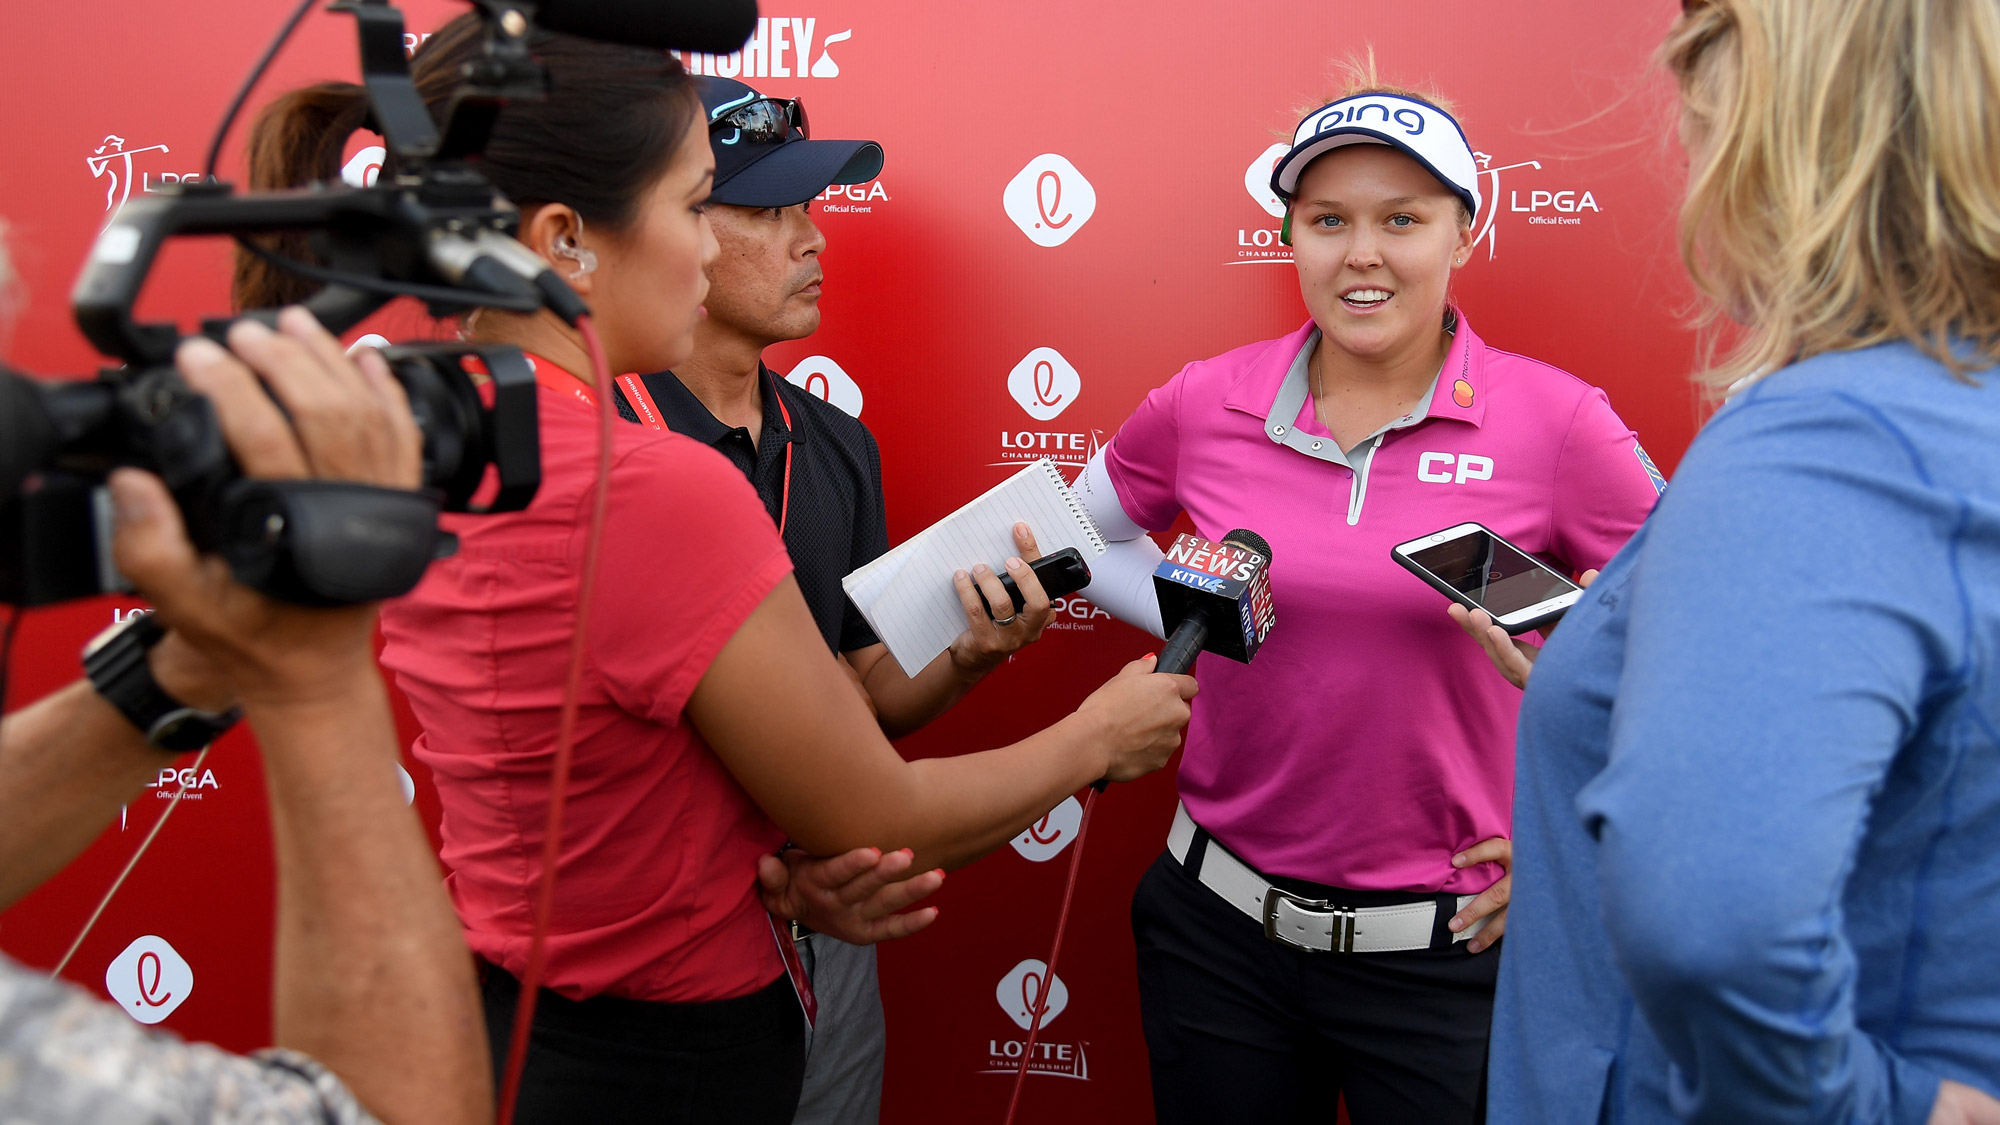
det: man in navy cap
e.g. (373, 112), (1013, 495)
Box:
(612, 77), (1058, 1125)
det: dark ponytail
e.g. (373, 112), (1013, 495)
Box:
(232, 82), (370, 309)
(234, 14), (697, 310)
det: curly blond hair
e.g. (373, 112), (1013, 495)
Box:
(1665, 0), (2000, 389)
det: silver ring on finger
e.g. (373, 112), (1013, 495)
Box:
(992, 614), (1018, 627)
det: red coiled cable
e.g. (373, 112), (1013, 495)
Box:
(1001, 784), (1101, 1125)
(495, 316), (614, 1125)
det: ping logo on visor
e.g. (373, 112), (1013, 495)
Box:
(1270, 92), (1482, 222)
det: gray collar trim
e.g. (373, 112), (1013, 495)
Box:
(1264, 329), (1441, 468)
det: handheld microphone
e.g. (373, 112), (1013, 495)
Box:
(1152, 528), (1275, 676)
(1019, 532), (1277, 1117)
(531, 0), (760, 53)
(1086, 529), (1272, 794)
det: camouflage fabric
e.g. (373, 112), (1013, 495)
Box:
(0, 954), (376, 1124)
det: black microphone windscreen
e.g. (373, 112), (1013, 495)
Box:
(1222, 528), (1272, 560)
(533, 0), (759, 53)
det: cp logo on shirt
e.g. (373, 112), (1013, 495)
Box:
(1418, 452), (1494, 484)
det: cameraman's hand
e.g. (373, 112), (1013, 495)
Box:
(110, 308), (421, 705)
(1079, 654), (1197, 783)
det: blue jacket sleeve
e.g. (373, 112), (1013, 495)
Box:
(1576, 388), (1964, 1124)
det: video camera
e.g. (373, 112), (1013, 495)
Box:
(0, 0), (756, 608)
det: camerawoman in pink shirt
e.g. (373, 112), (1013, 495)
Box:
(1072, 75), (1662, 1122)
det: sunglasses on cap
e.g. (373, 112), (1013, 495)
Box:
(709, 97), (809, 145)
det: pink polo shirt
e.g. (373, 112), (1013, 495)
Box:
(1106, 312), (1661, 893)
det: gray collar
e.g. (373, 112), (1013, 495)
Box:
(1264, 329), (1440, 469)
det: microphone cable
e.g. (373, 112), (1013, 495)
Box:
(494, 314), (613, 1125)
(51, 744), (213, 979)
(203, 0), (319, 182)
(1001, 783), (1102, 1125)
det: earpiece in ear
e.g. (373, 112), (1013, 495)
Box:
(1280, 210), (1292, 247)
(553, 232), (598, 279)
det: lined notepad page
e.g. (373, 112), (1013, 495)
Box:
(844, 459), (1108, 675)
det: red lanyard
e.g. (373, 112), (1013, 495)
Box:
(614, 370), (794, 537)
(521, 352), (599, 407)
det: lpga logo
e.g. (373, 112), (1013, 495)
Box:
(1009, 796), (1083, 862)
(1470, 151), (1602, 259)
(1007, 347), (1079, 421)
(784, 355), (864, 418)
(983, 958), (1089, 1079)
(105, 935), (193, 1025)
(1004, 155), (1097, 248)
(88, 135), (180, 227)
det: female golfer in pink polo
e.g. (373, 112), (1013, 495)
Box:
(1071, 78), (1663, 1122)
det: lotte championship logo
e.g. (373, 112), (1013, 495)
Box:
(784, 356), (864, 418)
(1009, 796), (1083, 862)
(1007, 347), (1079, 422)
(984, 958), (1089, 1080)
(1005, 155), (1097, 248)
(106, 935), (193, 1025)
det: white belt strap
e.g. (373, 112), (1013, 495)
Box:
(1167, 802), (1489, 954)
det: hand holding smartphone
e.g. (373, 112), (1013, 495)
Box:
(1391, 523), (1582, 635)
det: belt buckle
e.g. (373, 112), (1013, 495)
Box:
(1262, 886), (1357, 953)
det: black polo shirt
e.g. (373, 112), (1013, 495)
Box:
(613, 366), (889, 655)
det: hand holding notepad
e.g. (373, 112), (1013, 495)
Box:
(843, 459), (1109, 675)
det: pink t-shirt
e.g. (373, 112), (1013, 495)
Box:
(1106, 313), (1661, 892)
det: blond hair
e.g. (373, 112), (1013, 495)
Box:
(1665, 0), (2000, 389)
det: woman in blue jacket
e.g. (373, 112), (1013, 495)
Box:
(1474, 0), (2000, 1121)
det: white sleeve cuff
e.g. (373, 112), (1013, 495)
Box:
(1084, 535), (1167, 639)
(1075, 448), (1151, 543)
(1072, 449), (1165, 637)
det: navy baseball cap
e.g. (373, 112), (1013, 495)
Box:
(698, 77), (884, 208)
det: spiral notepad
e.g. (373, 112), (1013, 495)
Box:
(843, 459), (1108, 675)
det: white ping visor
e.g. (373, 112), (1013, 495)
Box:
(1269, 92), (1482, 222)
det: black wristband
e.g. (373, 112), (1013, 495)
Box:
(82, 614), (241, 753)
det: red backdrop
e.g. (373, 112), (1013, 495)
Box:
(0, 1), (1700, 1120)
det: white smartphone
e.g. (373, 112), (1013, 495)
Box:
(1390, 522), (1584, 635)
